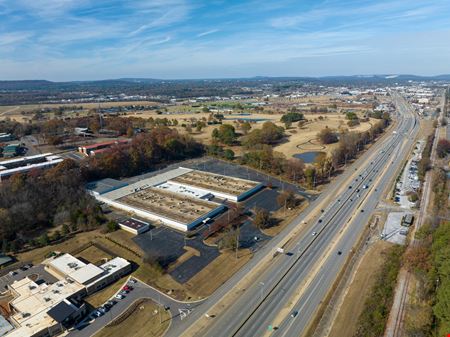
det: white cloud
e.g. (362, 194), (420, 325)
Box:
(0, 32), (32, 46)
(197, 29), (219, 37)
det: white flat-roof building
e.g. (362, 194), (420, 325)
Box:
(0, 153), (63, 182)
(46, 253), (131, 294)
(7, 277), (86, 337)
(4, 253), (132, 337)
(88, 167), (263, 231)
(118, 218), (150, 235)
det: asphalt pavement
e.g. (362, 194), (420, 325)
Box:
(171, 92), (419, 337)
(67, 278), (201, 337)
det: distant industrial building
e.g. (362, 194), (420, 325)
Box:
(1, 144), (20, 158)
(88, 167), (263, 232)
(4, 253), (131, 337)
(118, 218), (150, 235)
(0, 133), (13, 142)
(78, 139), (130, 156)
(0, 153), (63, 182)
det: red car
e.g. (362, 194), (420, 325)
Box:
(122, 285), (133, 291)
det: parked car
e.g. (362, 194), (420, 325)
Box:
(122, 285), (133, 291)
(115, 294), (125, 300)
(8, 271), (17, 276)
(129, 279), (137, 284)
(93, 310), (103, 317)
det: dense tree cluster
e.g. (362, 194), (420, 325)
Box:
(418, 134), (434, 181)
(317, 127), (338, 144)
(280, 112), (304, 124)
(242, 122), (284, 148)
(0, 160), (103, 252)
(85, 127), (204, 180)
(330, 118), (390, 168)
(212, 124), (238, 145)
(436, 138), (450, 158)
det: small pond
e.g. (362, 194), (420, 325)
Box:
(224, 117), (270, 122)
(293, 151), (325, 163)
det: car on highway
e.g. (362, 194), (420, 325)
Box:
(318, 219), (322, 223)
(312, 232), (317, 236)
(291, 311), (298, 318)
(337, 251), (342, 255)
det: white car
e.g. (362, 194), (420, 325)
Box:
(312, 232), (317, 236)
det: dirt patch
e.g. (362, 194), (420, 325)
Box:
(328, 240), (394, 337)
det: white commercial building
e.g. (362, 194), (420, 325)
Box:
(0, 153), (63, 182)
(88, 167), (263, 232)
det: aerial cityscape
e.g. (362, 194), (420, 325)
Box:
(0, 1), (449, 337)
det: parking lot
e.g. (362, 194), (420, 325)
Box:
(394, 140), (423, 209)
(0, 264), (58, 291)
(69, 277), (197, 337)
(133, 227), (221, 284)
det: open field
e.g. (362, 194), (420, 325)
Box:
(183, 249), (252, 299)
(274, 114), (376, 157)
(77, 244), (113, 266)
(328, 240), (394, 337)
(123, 111), (374, 158)
(94, 299), (170, 337)
(16, 231), (101, 265)
(0, 101), (161, 121)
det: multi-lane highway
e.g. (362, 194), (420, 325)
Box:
(168, 93), (418, 337)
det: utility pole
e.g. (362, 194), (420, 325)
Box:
(235, 225), (240, 260)
(159, 292), (162, 324)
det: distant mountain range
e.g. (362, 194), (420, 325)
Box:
(1, 74), (450, 91)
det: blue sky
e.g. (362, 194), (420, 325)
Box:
(1, 0), (450, 80)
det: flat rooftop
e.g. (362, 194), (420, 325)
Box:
(9, 277), (84, 328)
(48, 253), (87, 276)
(118, 186), (220, 224)
(171, 169), (260, 197)
(86, 178), (129, 195)
(118, 218), (149, 230)
(155, 181), (210, 199)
